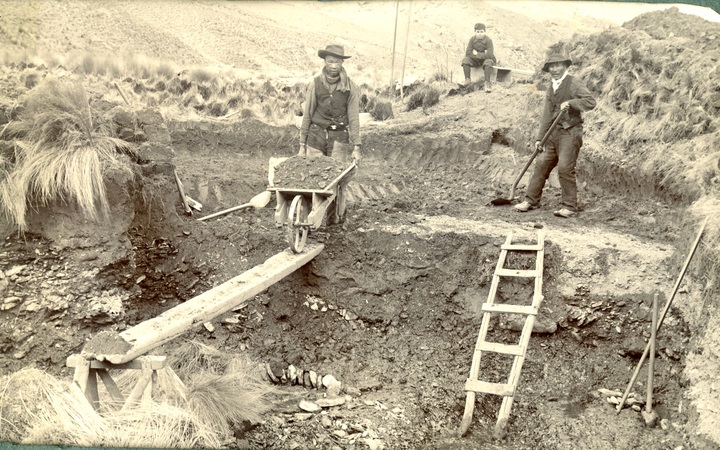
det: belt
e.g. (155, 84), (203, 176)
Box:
(327, 123), (347, 132)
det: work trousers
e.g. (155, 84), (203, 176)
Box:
(524, 126), (583, 211)
(461, 55), (494, 82)
(306, 123), (349, 157)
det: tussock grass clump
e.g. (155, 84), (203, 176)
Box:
(568, 9), (719, 144)
(406, 86), (442, 112)
(0, 342), (283, 448)
(0, 78), (133, 230)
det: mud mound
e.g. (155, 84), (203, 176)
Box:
(624, 6), (720, 46)
(569, 7), (720, 144)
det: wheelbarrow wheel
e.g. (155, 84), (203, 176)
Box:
(287, 195), (308, 253)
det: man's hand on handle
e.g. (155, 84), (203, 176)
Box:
(534, 140), (543, 153)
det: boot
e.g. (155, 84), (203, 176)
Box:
(484, 65), (493, 92)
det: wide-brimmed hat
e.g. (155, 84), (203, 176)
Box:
(542, 52), (572, 72)
(318, 44), (351, 60)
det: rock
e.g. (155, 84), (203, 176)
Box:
(357, 378), (383, 392)
(505, 314), (557, 334)
(316, 396), (346, 408)
(364, 438), (385, 450)
(598, 388), (623, 397)
(344, 386), (362, 397)
(327, 379), (343, 396)
(5, 265), (26, 277)
(322, 374), (338, 388)
(299, 400), (321, 413)
(321, 416), (333, 427)
(660, 419), (670, 430)
(203, 322), (215, 332)
(294, 413), (313, 421)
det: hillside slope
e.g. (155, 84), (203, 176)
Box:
(0, 0), (618, 82)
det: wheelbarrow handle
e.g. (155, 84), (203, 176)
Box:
(509, 110), (566, 200)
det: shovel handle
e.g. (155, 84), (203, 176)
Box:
(509, 111), (566, 200)
(197, 203), (252, 221)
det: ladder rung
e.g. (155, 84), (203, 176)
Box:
(476, 341), (525, 356)
(501, 244), (543, 251)
(496, 268), (539, 277)
(481, 304), (538, 316)
(465, 379), (515, 396)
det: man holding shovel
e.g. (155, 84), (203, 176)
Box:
(299, 44), (362, 163)
(515, 51), (596, 218)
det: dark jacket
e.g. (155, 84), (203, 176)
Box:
(537, 75), (596, 140)
(465, 35), (494, 60)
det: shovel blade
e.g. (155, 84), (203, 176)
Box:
(490, 198), (513, 206)
(249, 190), (272, 208)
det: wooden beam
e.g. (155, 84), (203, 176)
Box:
(121, 367), (153, 411)
(84, 244), (324, 364)
(97, 369), (125, 404)
(68, 354), (167, 371)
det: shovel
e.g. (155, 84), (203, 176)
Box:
(490, 110), (566, 206)
(197, 190), (272, 222)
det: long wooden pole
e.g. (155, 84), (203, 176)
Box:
(646, 293), (658, 413)
(616, 216), (708, 413)
(400, 1), (412, 98)
(389, 1), (399, 90)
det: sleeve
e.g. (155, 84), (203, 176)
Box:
(465, 37), (475, 57)
(299, 81), (316, 145)
(347, 81), (361, 146)
(484, 37), (495, 60)
(536, 88), (555, 141)
(568, 77), (596, 112)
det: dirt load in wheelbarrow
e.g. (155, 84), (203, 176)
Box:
(269, 155), (357, 253)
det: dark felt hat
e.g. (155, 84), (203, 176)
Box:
(474, 23), (486, 31)
(318, 44), (351, 59)
(542, 52), (572, 72)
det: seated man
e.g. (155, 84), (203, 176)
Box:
(461, 23), (496, 92)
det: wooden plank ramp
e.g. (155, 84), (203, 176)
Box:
(80, 243), (324, 365)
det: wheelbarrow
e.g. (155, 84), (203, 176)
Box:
(268, 161), (357, 253)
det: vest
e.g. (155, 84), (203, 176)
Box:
(311, 76), (349, 128)
(550, 76), (583, 129)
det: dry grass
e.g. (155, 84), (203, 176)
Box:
(0, 341), (283, 448)
(0, 77), (133, 230)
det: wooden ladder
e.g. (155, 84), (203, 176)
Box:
(458, 229), (546, 438)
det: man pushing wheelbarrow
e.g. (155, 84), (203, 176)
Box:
(298, 44), (363, 164)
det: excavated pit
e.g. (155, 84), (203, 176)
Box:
(150, 118), (711, 448)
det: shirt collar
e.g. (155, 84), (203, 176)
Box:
(552, 71), (568, 92)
